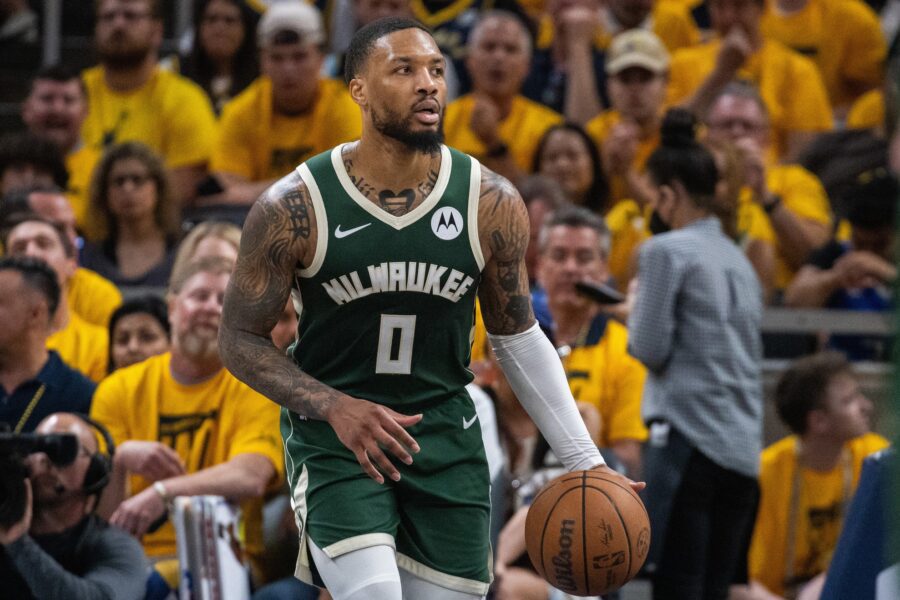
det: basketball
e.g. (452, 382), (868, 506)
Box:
(524, 470), (651, 597)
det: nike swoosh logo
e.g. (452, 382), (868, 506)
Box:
(334, 223), (372, 239)
(463, 415), (478, 430)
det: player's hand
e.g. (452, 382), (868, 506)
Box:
(589, 463), (646, 494)
(110, 486), (167, 538)
(117, 440), (185, 482)
(327, 396), (422, 484)
(714, 26), (752, 78)
(0, 479), (32, 546)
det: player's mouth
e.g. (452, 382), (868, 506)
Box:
(413, 99), (440, 125)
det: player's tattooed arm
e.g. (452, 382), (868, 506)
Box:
(219, 174), (343, 421)
(477, 167), (536, 335)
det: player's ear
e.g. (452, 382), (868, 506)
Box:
(349, 77), (367, 107)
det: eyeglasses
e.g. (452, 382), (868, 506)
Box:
(98, 9), (152, 24)
(110, 173), (152, 188)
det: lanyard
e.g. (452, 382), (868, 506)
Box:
(782, 446), (852, 598)
(14, 384), (47, 433)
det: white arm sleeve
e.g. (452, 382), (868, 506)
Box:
(488, 322), (605, 472)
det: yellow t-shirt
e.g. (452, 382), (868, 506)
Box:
(737, 190), (777, 247)
(67, 267), (122, 328)
(749, 432), (889, 596)
(90, 352), (284, 558)
(212, 77), (362, 182)
(563, 317), (648, 446)
(667, 39), (833, 158)
(46, 309), (109, 382)
(761, 0), (885, 110)
(536, 3), (700, 53)
(81, 66), (217, 168)
(767, 164), (833, 289)
(586, 111), (660, 203)
(604, 199), (649, 288)
(65, 145), (102, 240)
(444, 94), (562, 172)
(847, 89), (884, 130)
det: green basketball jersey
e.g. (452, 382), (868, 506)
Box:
(290, 144), (484, 408)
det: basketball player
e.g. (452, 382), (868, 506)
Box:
(219, 17), (641, 600)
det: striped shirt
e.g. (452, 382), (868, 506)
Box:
(628, 217), (763, 477)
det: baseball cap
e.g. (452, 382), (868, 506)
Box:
(257, 2), (325, 48)
(605, 30), (669, 76)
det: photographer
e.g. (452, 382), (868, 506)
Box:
(0, 412), (148, 599)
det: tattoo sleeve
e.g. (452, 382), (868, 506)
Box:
(477, 167), (536, 335)
(219, 174), (345, 420)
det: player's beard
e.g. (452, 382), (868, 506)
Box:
(372, 104), (444, 154)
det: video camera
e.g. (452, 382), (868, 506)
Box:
(0, 429), (78, 529)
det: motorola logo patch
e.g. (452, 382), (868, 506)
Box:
(431, 206), (463, 241)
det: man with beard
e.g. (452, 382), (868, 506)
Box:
(0, 412), (148, 600)
(81, 0), (217, 205)
(219, 18), (641, 600)
(20, 66), (99, 238)
(210, 2), (361, 206)
(89, 256), (283, 587)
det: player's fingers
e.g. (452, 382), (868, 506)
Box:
(354, 448), (385, 484)
(376, 431), (413, 465)
(629, 480), (647, 493)
(366, 444), (401, 482)
(381, 412), (422, 452)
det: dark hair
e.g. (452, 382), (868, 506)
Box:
(181, 0), (260, 113)
(539, 204), (611, 257)
(89, 142), (178, 242)
(0, 133), (69, 191)
(2, 213), (76, 258)
(28, 64), (88, 99)
(107, 295), (170, 371)
(344, 17), (432, 84)
(647, 109), (718, 210)
(775, 351), (852, 435)
(94, 0), (163, 19)
(518, 175), (568, 211)
(844, 171), (898, 230)
(0, 255), (61, 317)
(533, 123), (610, 214)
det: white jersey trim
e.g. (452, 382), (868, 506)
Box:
(297, 162), (329, 279)
(396, 551), (492, 595)
(467, 157), (485, 272)
(330, 143), (452, 230)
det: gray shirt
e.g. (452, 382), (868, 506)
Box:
(628, 217), (763, 477)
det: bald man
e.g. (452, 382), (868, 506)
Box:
(0, 412), (148, 600)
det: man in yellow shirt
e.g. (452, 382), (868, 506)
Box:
(82, 0), (218, 205)
(444, 11), (562, 183)
(761, 0), (884, 116)
(21, 65), (101, 237)
(732, 352), (889, 600)
(3, 217), (109, 382)
(90, 257), (283, 584)
(704, 83), (831, 291)
(211, 3), (362, 205)
(1, 186), (123, 328)
(667, 0), (832, 159)
(587, 30), (668, 205)
(536, 205), (647, 476)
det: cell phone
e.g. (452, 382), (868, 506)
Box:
(195, 175), (225, 197)
(574, 280), (625, 305)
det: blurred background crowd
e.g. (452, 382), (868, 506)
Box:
(0, 0), (898, 598)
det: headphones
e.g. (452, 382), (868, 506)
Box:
(75, 414), (116, 496)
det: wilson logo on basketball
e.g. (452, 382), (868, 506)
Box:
(552, 519), (577, 592)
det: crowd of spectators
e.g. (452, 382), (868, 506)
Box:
(0, 0), (898, 598)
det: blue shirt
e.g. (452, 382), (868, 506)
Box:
(0, 351), (96, 432)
